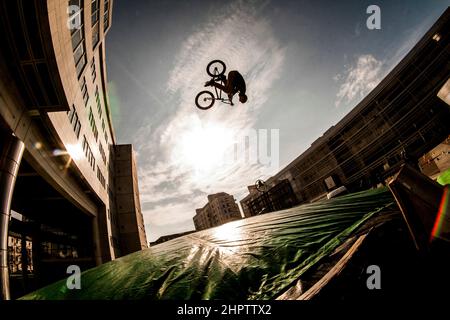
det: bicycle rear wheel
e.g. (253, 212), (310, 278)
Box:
(206, 60), (226, 77)
(195, 91), (215, 110)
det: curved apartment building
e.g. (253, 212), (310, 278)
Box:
(0, 0), (147, 299)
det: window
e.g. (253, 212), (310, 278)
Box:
(69, 0), (82, 35)
(71, 28), (83, 48)
(88, 153), (95, 170)
(88, 107), (93, 122)
(91, 0), (100, 24)
(75, 54), (86, 78)
(88, 107), (99, 141)
(91, 0), (100, 49)
(79, 77), (89, 106)
(67, 104), (75, 122)
(67, 105), (81, 139)
(95, 86), (103, 120)
(82, 135), (95, 170)
(73, 42), (85, 65)
(99, 143), (106, 164)
(97, 97), (102, 118)
(82, 135), (88, 153)
(69, 1), (86, 79)
(91, 58), (96, 82)
(92, 23), (99, 49)
(104, 0), (110, 31)
(72, 112), (81, 138)
(97, 166), (106, 188)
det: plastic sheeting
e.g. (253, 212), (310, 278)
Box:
(21, 188), (396, 300)
(438, 167), (450, 185)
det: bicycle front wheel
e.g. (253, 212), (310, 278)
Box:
(195, 91), (215, 110)
(206, 60), (226, 77)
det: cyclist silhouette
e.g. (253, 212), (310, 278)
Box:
(205, 70), (248, 106)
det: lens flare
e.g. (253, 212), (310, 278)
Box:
(430, 185), (449, 242)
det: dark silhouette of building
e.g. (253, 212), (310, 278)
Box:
(244, 179), (299, 217)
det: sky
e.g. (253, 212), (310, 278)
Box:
(105, 0), (449, 242)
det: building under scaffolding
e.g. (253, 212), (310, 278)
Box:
(245, 179), (299, 217)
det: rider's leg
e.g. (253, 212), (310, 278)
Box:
(228, 93), (234, 106)
(220, 78), (235, 94)
(228, 88), (239, 106)
(207, 80), (235, 105)
(209, 81), (228, 92)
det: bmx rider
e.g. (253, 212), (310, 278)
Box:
(205, 70), (248, 106)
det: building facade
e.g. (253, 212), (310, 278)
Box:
(0, 0), (146, 299)
(241, 8), (450, 213)
(418, 134), (450, 179)
(240, 185), (260, 218)
(193, 193), (242, 231)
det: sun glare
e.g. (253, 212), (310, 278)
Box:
(213, 222), (242, 243)
(66, 143), (83, 161)
(176, 123), (234, 174)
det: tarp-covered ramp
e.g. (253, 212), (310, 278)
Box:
(21, 188), (398, 300)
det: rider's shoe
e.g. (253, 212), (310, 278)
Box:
(204, 80), (215, 87)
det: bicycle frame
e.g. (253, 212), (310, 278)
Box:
(211, 68), (232, 105)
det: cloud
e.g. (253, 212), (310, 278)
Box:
(334, 54), (383, 107)
(334, 15), (435, 109)
(137, 0), (286, 241)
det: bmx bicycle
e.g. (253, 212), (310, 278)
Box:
(195, 60), (232, 110)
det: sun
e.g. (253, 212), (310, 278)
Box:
(175, 122), (234, 174)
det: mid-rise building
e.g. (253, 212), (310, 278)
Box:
(193, 193), (241, 231)
(0, 0), (146, 299)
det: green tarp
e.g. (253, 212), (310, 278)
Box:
(437, 167), (450, 186)
(21, 188), (396, 300)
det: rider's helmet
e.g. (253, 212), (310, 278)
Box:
(239, 93), (248, 103)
